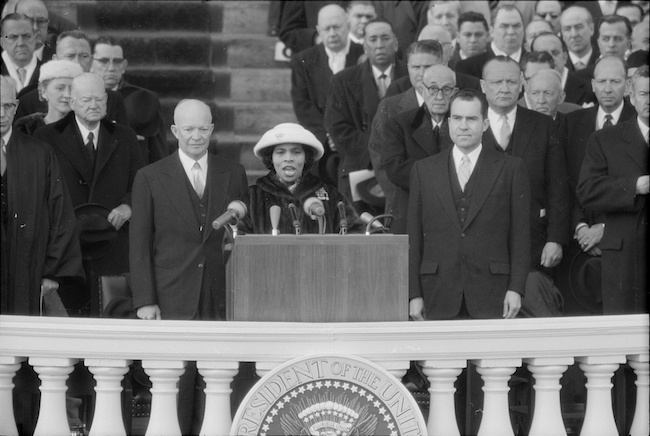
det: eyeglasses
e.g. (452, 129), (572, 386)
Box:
(2, 102), (18, 112)
(426, 86), (457, 97)
(93, 57), (125, 66)
(73, 95), (108, 106)
(2, 33), (35, 43)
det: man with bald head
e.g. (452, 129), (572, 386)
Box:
(380, 64), (456, 233)
(525, 69), (579, 122)
(34, 72), (144, 315)
(130, 98), (247, 432)
(290, 4), (363, 183)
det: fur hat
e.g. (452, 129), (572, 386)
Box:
(39, 60), (84, 83)
(254, 123), (325, 161)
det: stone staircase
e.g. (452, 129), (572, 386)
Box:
(56, 0), (296, 183)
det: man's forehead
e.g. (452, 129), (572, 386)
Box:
(599, 22), (628, 36)
(594, 62), (626, 78)
(94, 43), (123, 56)
(485, 62), (521, 77)
(408, 53), (438, 65)
(424, 69), (455, 85)
(365, 22), (393, 36)
(537, 1), (561, 13)
(495, 9), (523, 25)
(17, 1), (49, 18)
(349, 4), (375, 14)
(533, 35), (562, 51)
(59, 37), (91, 52)
(529, 75), (560, 91)
(2, 19), (33, 34)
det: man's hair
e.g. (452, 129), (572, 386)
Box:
(406, 39), (443, 61)
(93, 36), (120, 52)
(1, 12), (32, 33)
(630, 64), (649, 89)
(347, 0), (374, 11)
(491, 3), (524, 26)
(449, 88), (488, 119)
(527, 68), (563, 91)
(482, 55), (521, 79)
(561, 6), (594, 26)
(57, 30), (91, 45)
(597, 15), (633, 38)
(429, 0), (461, 12)
(521, 50), (556, 72)
(364, 17), (395, 35)
(615, 3), (644, 19)
(457, 11), (488, 33)
(531, 31), (569, 54)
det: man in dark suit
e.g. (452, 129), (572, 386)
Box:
(408, 88), (530, 320)
(563, 56), (636, 257)
(1, 13), (41, 97)
(14, 0), (56, 62)
(481, 56), (570, 277)
(456, 4), (527, 79)
(15, 30), (128, 126)
(291, 4), (363, 183)
(531, 32), (596, 106)
(449, 11), (489, 70)
(371, 0), (428, 56)
(34, 72), (144, 315)
(382, 65), (455, 234)
(279, 1), (345, 55)
(369, 40), (442, 216)
(130, 99), (248, 433)
(324, 18), (406, 211)
(91, 37), (169, 164)
(576, 65), (647, 314)
(560, 6), (600, 72)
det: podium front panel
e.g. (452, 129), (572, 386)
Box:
(227, 235), (408, 322)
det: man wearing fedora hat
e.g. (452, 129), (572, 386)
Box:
(91, 36), (169, 165)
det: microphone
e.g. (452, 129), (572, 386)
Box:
(303, 197), (325, 218)
(337, 201), (348, 235)
(360, 212), (392, 235)
(212, 200), (247, 230)
(270, 205), (281, 235)
(288, 203), (301, 235)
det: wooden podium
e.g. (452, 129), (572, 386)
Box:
(226, 234), (408, 322)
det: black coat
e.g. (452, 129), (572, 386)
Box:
(564, 71), (596, 106)
(241, 172), (363, 235)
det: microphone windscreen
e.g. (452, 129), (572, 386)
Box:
(360, 212), (384, 229)
(228, 200), (248, 219)
(303, 197), (325, 217)
(270, 205), (281, 229)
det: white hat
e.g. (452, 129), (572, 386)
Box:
(253, 123), (325, 161)
(39, 60), (84, 83)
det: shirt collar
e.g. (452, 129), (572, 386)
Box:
(491, 42), (522, 62)
(597, 102), (625, 129)
(638, 117), (649, 142)
(488, 106), (517, 128)
(568, 47), (592, 65)
(561, 67), (569, 89)
(2, 128), (12, 148)
(371, 63), (393, 81)
(452, 143), (483, 170)
(416, 89), (425, 107)
(324, 38), (351, 59)
(75, 116), (100, 147)
(178, 148), (209, 170)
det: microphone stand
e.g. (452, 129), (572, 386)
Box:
(289, 203), (301, 235)
(365, 214), (393, 235)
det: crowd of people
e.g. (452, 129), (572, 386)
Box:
(0, 0), (648, 434)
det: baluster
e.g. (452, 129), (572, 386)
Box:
(30, 357), (78, 436)
(255, 361), (282, 378)
(197, 361), (239, 436)
(525, 357), (573, 436)
(474, 358), (521, 436)
(576, 355), (625, 436)
(0, 356), (25, 436)
(628, 354), (649, 436)
(422, 359), (466, 436)
(376, 360), (410, 380)
(85, 359), (131, 436)
(142, 360), (186, 436)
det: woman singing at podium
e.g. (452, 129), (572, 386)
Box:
(240, 123), (362, 235)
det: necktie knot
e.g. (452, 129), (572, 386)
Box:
(603, 114), (613, 129)
(574, 60), (586, 70)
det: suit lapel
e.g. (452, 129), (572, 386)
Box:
(510, 107), (533, 157)
(361, 61), (380, 119)
(432, 148), (462, 232)
(462, 149), (504, 230)
(93, 123), (118, 185)
(203, 155), (231, 242)
(411, 107), (435, 155)
(621, 121), (649, 173)
(160, 153), (202, 238)
(57, 119), (94, 185)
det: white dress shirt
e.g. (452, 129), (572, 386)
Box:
(75, 117), (100, 150)
(371, 63), (393, 90)
(638, 117), (649, 144)
(491, 42), (523, 63)
(568, 48), (593, 68)
(178, 149), (208, 193)
(488, 106), (517, 137)
(325, 38), (351, 74)
(452, 143), (482, 176)
(1, 51), (38, 94)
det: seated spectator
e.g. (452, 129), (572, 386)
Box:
(13, 0), (55, 61)
(560, 6), (599, 72)
(14, 59), (83, 135)
(524, 18), (553, 52)
(534, 0), (562, 34)
(15, 30), (128, 125)
(1, 13), (40, 97)
(241, 123), (362, 235)
(91, 36), (168, 164)
(530, 31), (596, 105)
(450, 11), (489, 69)
(290, 4), (364, 184)
(347, 0), (376, 44)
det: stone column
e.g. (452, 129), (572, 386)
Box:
(197, 361), (239, 436)
(525, 357), (573, 436)
(30, 357), (78, 436)
(422, 359), (466, 436)
(142, 360), (186, 436)
(474, 358), (521, 436)
(86, 359), (131, 436)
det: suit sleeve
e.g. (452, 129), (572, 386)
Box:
(544, 119), (570, 245)
(508, 158), (531, 295)
(324, 74), (369, 158)
(129, 170), (157, 309)
(577, 131), (643, 214)
(290, 55), (326, 141)
(382, 115), (416, 189)
(407, 162), (424, 300)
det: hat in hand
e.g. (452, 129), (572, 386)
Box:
(74, 203), (117, 260)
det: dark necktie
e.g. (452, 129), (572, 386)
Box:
(377, 74), (387, 99)
(433, 124), (440, 142)
(603, 114), (613, 129)
(84, 132), (96, 167)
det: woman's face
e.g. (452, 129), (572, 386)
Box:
(272, 143), (305, 183)
(43, 77), (74, 116)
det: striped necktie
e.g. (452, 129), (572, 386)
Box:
(458, 155), (471, 191)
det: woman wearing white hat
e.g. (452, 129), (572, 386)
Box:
(14, 59), (83, 135)
(242, 123), (362, 234)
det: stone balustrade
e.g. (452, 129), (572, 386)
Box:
(0, 314), (648, 436)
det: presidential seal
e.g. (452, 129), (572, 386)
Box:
(231, 355), (426, 436)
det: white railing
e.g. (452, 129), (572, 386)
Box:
(0, 314), (648, 436)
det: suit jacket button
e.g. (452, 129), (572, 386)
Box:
(461, 233), (465, 237)
(198, 263), (204, 268)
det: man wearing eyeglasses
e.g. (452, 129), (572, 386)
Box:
(91, 37), (169, 164)
(34, 72), (144, 316)
(13, 0), (53, 61)
(0, 13), (40, 97)
(380, 64), (456, 233)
